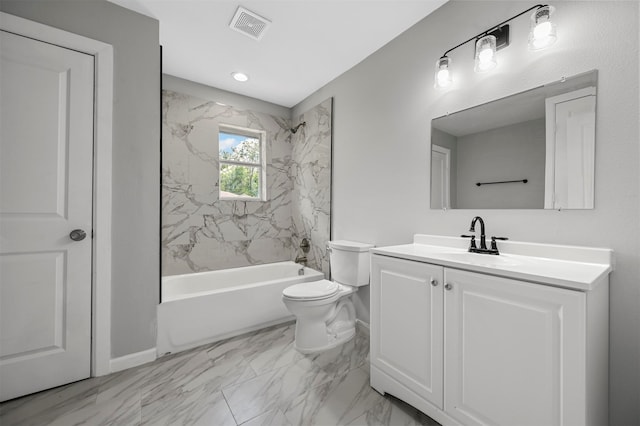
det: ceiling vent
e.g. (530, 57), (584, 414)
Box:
(229, 6), (271, 41)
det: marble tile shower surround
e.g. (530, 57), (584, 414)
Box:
(291, 98), (333, 277)
(162, 90), (332, 276)
(0, 323), (441, 425)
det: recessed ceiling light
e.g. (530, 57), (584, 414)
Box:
(231, 72), (249, 82)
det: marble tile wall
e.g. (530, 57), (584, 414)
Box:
(162, 90), (332, 277)
(162, 90), (294, 275)
(290, 99), (333, 277)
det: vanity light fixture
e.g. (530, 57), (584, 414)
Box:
(231, 71), (249, 82)
(434, 56), (453, 88)
(529, 5), (557, 50)
(474, 35), (497, 72)
(434, 4), (557, 89)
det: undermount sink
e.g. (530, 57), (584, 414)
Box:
(434, 251), (522, 267)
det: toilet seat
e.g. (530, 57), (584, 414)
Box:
(282, 279), (339, 301)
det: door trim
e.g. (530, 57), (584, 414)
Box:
(1, 12), (113, 376)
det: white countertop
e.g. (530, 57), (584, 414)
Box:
(371, 235), (613, 291)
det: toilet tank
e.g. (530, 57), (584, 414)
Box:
(328, 240), (374, 287)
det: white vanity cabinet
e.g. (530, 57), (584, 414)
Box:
(370, 246), (610, 426)
(370, 255), (444, 409)
(444, 268), (594, 426)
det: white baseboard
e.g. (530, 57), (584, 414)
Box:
(356, 319), (370, 336)
(109, 348), (157, 373)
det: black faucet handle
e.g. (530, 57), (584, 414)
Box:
(461, 234), (477, 249)
(490, 236), (509, 250)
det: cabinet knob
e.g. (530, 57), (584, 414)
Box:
(445, 283), (453, 291)
(430, 278), (438, 287)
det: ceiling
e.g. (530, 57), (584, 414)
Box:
(107, 0), (448, 107)
(433, 71), (598, 137)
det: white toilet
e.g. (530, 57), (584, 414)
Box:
(282, 240), (373, 353)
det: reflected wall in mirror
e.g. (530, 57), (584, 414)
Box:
(431, 70), (597, 210)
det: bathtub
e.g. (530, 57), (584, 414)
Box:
(157, 261), (324, 355)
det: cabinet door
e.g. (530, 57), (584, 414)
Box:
(444, 269), (586, 426)
(371, 255), (444, 408)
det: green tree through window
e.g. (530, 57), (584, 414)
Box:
(219, 126), (264, 199)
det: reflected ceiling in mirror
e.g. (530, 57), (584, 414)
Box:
(431, 70), (597, 210)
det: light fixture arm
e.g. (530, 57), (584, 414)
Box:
(439, 4), (547, 59)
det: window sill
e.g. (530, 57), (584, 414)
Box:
(219, 197), (266, 202)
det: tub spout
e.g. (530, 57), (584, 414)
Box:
(295, 255), (307, 266)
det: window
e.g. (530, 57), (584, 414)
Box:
(218, 124), (266, 200)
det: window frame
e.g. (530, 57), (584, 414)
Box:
(218, 124), (267, 201)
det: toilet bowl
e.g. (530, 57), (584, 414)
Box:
(282, 240), (373, 353)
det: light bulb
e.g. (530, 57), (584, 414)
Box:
(434, 56), (453, 89)
(478, 48), (494, 63)
(529, 6), (557, 50)
(437, 69), (451, 85)
(474, 35), (497, 73)
(231, 72), (249, 82)
(533, 21), (553, 39)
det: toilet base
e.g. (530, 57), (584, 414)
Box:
(283, 283), (359, 354)
(289, 295), (357, 354)
(294, 326), (356, 354)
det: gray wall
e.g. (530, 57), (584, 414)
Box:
(293, 1), (639, 424)
(456, 118), (545, 209)
(0, 0), (161, 358)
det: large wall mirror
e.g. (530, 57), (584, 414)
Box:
(431, 70), (597, 210)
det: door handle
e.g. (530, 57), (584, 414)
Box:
(69, 229), (87, 241)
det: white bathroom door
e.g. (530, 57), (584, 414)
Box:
(553, 95), (595, 209)
(431, 146), (450, 209)
(544, 87), (596, 209)
(0, 30), (94, 401)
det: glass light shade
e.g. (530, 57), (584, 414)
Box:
(434, 56), (453, 89)
(529, 5), (557, 50)
(474, 35), (497, 73)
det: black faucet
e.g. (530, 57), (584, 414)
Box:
(469, 216), (487, 250)
(461, 216), (508, 255)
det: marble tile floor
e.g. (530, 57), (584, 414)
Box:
(0, 322), (441, 426)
